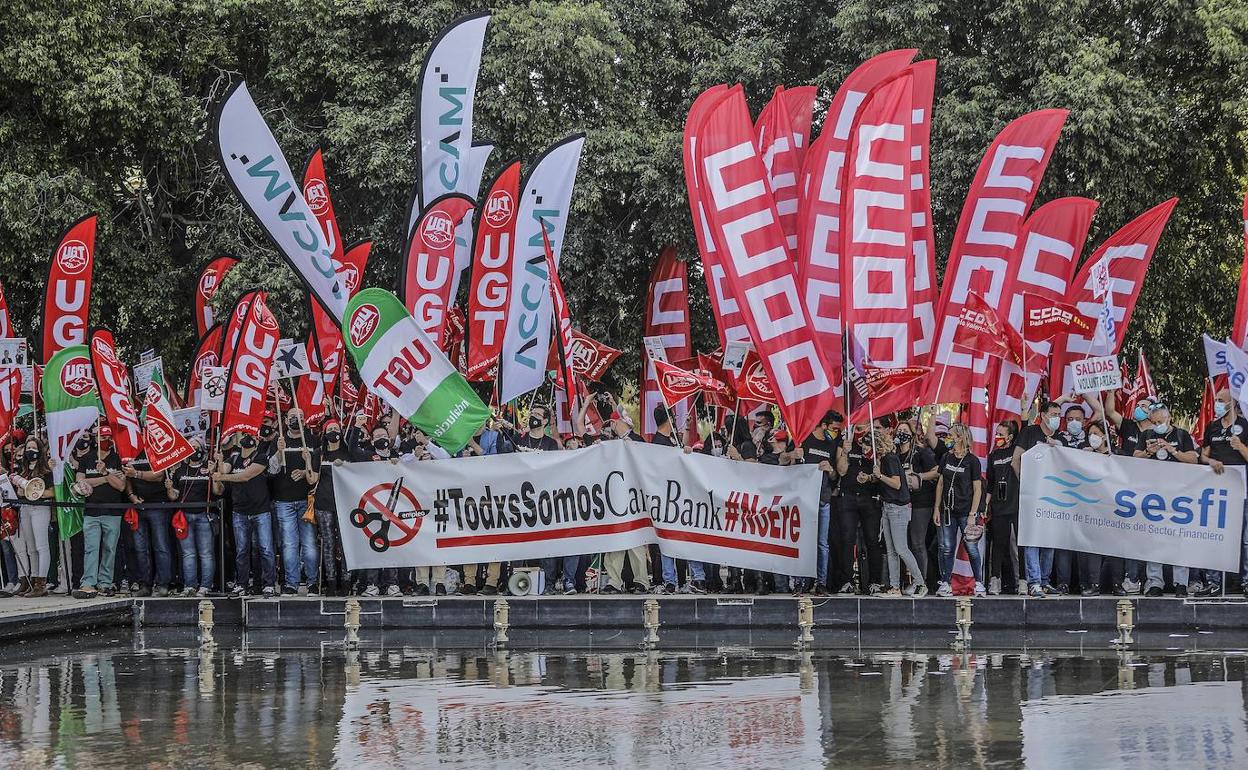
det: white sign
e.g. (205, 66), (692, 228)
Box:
(272, 338), (311, 379)
(643, 335), (669, 364)
(722, 339), (751, 374)
(1090, 255), (1111, 299)
(334, 439), (820, 576)
(133, 357), (164, 397)
(172, 407), (208, 440)
(19, 366), (33, 395)
(199, 365), (228, 411)
(1070, 355), (1121, 394)
(0, 339), (28, 367)
(1019, 445), (1245, 571)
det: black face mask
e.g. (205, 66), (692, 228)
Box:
(895, 434), (912, 446)
(373, 438), (390, 451)
(190, 450), (206, 464)
(286, 419), (300, 432)
(325, 432), (341, 445)
(76, 440), (91, 453)
(240, 435), (257, 450)
(23, 449), (38, 462)
(529, 417), (543, 430)
(259, 426), (275, 439)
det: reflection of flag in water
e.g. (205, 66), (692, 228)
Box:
(951, 538), (976, 595)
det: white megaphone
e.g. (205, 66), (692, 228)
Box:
(506, 566), (544, 597)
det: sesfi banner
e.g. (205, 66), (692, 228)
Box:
(1019, 444), (1245, 571)
(333, 440), (820, 576)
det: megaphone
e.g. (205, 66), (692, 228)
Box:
(508, 571), (531, 597)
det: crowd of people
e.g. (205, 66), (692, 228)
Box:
(2, 385), (1246, 601)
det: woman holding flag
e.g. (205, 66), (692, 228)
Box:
(933, 423), (984, 597)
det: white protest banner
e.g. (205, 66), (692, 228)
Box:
(133, 357), (164, 398)
(333, 439), (820, 575)
(1019, 445), (1245, 571)
(642, 335), (669, 364)
(272, 338), (311, 379)
(1070, 355), (1121, 394)
(199, 365), (227, 411)
(1202, 333), (1228, 382)
(172, 407), (207, 440)
(0, 339), (27, 367)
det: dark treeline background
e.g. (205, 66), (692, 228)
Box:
(0, 0), (1245, 410)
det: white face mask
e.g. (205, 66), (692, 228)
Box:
(1068, 421), (1084, 436)
(1045, 416), (1061, 432)
(1087, 433), (1104, 450)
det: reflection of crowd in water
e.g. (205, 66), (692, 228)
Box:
(0, 645), (1243, 767)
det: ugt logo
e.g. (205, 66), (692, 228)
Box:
(421, 213), (456, 250)
(484, 190), (514, 228)
(349, 477), (425, 552)
(57, 240), (90, 274)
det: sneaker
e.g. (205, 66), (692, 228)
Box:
(229, 585), (246, 599)
(297, 584), (309, 597)
(1194, 583), (1218, 597)
(689, 580), (707, 595)
(458, 584), (478, 595)
(197, 587), (210, 598)
(153, 585), (169, 598)
(837, 582), (857, 595)
(1042, 584), (1059, 595)
(1121, 577), (1141, 595)
(677, 582), (692, 594)
(282, 585), (298, 596)
(1080, 584), (1100, 597)
(119, 580), (131, 593)
(563, 583), (578, 595)
(629, 582), (649, 594)
(362, 585), (380, 598)
(387, 585), (403, 597)
(811, 584), (829, 596)
(1027, 584), (1044, 598)
(973, 582), (987, 597)
(912, 584), (929, 598)
(133, 586), (152, 598)
(435, 584), (447, 596)
(481, 585), (498, 596)
(100, 585), (117, 597)
(988, 577), (1002, 596)
(262, 585), (276, 598)
(935, 582), (952, 597)
(71, 587), (97, 599)
(1112, 585), (1127, 596)
(1051, 583), (1069, 595)
(885, 587), (902, 596)
(867, 583), (883, 596)
(1145, 586), (1163, 597)
(1174, 585), (1188, 598)
(601, 585), (621, 595)
(181, 587), (196, 597)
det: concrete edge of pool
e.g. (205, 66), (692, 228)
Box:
(2, 595), (1247, 648)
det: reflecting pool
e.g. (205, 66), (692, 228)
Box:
(0, 633), (1245, 768)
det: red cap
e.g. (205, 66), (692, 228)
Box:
(97, 424), (113, 438)
(264, 409), (276, 420)
(10, 428), (26, 444)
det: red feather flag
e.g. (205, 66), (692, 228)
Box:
(90, 330), (142, 463)
(194, 256), (239, 339)
(639, 245), (692, 438)
(467, 161), (522, 381)
(0, 368), (21, 445)
(1233, 194), (1248, 349)
(400, 193), (477, 348)
(220, 292), (279, 440)
(43, 214), (97, 364)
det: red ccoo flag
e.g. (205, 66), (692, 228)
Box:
(1021, 293), (1094, 341)
(953, 292), (1031, 370)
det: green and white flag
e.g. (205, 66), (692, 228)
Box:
(342, 288), (488, 453)
(43, 345), (97, 539)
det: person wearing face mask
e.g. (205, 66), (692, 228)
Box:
(515, 407), (578, 594)
(650, 405), (706, 594)
(212, 431), (278, 598)
(984, 422), (1021, 595)
(1050, 403), (1105, 595)
(312, 418), (350, 596)
(169, 439), (215, 597)
(834, 422), (885, 595)
(8, 438), (55, 597)
(345, 415), (403, 597)
(601, 411), (651, 594)
(71, 430), (128, 599)
(933, 423), (985, 596)
(123, 444), (176, 598)
(801, 410), (842, 595)
(1138, 403), (1199, 597)
(1058, 404), (1089, 448)
(1073, 422), (1125, 596)
(897, 418), (939, 591)
(1013, 400), (1068, 596)
(271, 408), (320, 596)
(1200, 388), (1248, 597)
(875, 428), (926, 596)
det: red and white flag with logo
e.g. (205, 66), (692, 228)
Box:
(42, 214), (96, 364)
(221, 292), (280, 439)
(194, 256), (239, 338)
(401, 193), (477, 348)
(466, 161), (521, 381)
(142, 379), (194, 472)
(90, 330), (142, 463)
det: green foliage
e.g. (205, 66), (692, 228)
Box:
(0, 0), (1245, 408)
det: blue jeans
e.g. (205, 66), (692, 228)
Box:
(1241, 509), (1248, 585)
(542, 556), (582, 588)
(937, 512), (982, 584)
(274, 500), (319, 588)
(232, 511), (277, 589)
(816, 502), (832, 587)
(179, 512), (215, 590)
(661, 555), (706, 585)
(1025, 547), (1054, 587)
(134, 508), (173, 588)
(1, 540), (17, 585)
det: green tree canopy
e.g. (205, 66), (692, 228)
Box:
(0, 0), (1244, 409)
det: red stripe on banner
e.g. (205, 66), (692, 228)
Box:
(652, 526), (799, 558)
(437, 517), (653, 547)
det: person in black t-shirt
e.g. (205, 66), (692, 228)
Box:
(170, 439), (216, 596)
(601, 410), (651, 594)
(1015, 400), (1066, 596)
(1137, 403), (1199, 597)
(897, 419), (938, 590)
(933, 423), (984, 596)
(124, 447), (175, 597)
(312, 418), (350, 596)
(833, 423), (885, 594)
(876, 431), (925, 597)
(1200, 388), (1248, 597)
(212, 433), (277, 597)
(1073, 421), (1125, 596)
(272, 409), (320, 595)
(801, 410), (842, 594)
(651, 405), (709, 594)
(72, 435), (127, 599)
(985, 421), (1020, 595)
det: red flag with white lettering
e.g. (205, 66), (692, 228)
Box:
(991, 197), (1099, 420)
(142, 380), (195, 472)
(400, 193), (477, 349)
(927, 110), (1068, 405)
(840, 69), (915, 422)
(186, 324), (223, 406)
(298, 240), (371, 420)
(682, 85), (749, 349)
(567, 331), (619, 383)
(301, 148), (345, 264)
(654, 360), (728, 407)
(220, 292), (280, 440)
(89, 330), (142, 463)
(1050, 199), (1178, 394)
(734, 349), (778, 404)
(467, 161), (521, 381)
(1234, 194), (1248, 348)
(692, 88), (838, 441)
(42, 214), (96, 364)
(756, 85), (816, 255)
(795, 50), (917, 399)
(953, 292), (1029, 369)
(639, 245), (692, 439)
(1020, 294), (1095, 341)
(194, 256), (239, 339)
